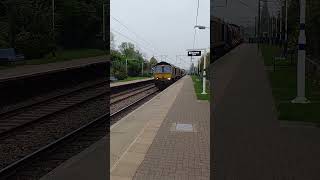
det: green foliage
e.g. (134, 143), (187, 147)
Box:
(149, 56), (158, 68)
(116, 42), (146, 77)
(111, 49), (127, 80)
(15, 31), (51, 58)
(119, 42), (136, 58)
(111, 49), (124, 62)
(142, 72), (152, 77)
(128, 60), (141, 76)
(0, 0), (105, 59)
(57, 0), (104, 48)
(191, 75), (210, 101)
(111, 61), (127, 80)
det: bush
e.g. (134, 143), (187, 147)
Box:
(128, 62), (141, 76)
(15, 31), (51, 59)
(111, 61), (127, 80)
(0, 38), (8, 48)
(142, 72), (152, 77)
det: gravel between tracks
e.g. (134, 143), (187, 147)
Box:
(0, 79), (106, 115)
(0, 95), (107, 169)
(110, 87), (158, 114)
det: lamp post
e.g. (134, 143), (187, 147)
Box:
(193, 25), (209, 94)
(291, 0), (309, 104)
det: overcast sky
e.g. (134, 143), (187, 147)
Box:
(111, 0), (210, 70)
(111, 0), (281, 70)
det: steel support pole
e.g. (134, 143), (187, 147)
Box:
(103, 3), (105, 42)
(142, 61), (144, 76)
(52, 0), (56, 57)
(280, 4), (282, 43)
(285, 0), (288, 42)
(292, 0), (309, 103)
(258, 0), (261, 48)
(52, 0), (55, 36)
(126, 59), (128, 76)
(201, 49), (207, 95)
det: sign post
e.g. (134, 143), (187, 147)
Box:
(187, 48), (208, 94)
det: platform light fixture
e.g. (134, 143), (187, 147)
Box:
(192, 25), (209, 95)
(194, 25), (210, 30)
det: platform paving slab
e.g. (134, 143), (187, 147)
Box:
(39, 136), (107, 180)
(110, 77), (185, 180)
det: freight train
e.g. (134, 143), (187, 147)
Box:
(211, 16), (244, 62)
(152, 61), (185, 89)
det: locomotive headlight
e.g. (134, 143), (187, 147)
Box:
(167, 78), (171, 80)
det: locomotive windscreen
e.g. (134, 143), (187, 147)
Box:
(154, 65), (171, 73)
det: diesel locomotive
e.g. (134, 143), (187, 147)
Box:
(153, 61), (185, 89)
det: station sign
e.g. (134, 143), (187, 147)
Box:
(187, 51), (201, 56)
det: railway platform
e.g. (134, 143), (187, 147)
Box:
(111, 78), (153, 88)
(211, 43), (320, 179)
(0, 55), (108, 82)
(110, 75), (210, 180)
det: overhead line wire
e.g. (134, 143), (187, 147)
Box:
(111, 28), (159, 57)
(111, 15), (163, 55)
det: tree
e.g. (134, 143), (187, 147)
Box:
(110, 32), (115, 50)
(190, 63), (195, 75)
(0, 0), (106, 58)
(57, 0), (104, 48)
(149, 56), (158, 68)
(119, 42), (136, 58)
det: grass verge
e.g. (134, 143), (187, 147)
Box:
(261, 44), (320, 124)
(26, 49), (106, 65)
(191, 75), (210, 101)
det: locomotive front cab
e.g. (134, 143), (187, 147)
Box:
(154, 65), (172, 81)
(153, 62), (175, 89)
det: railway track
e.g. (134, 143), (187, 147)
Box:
(0, 80), (108, 137)
(0, 81), (159, 179)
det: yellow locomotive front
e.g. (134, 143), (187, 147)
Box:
(153, 62), (174, 89)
